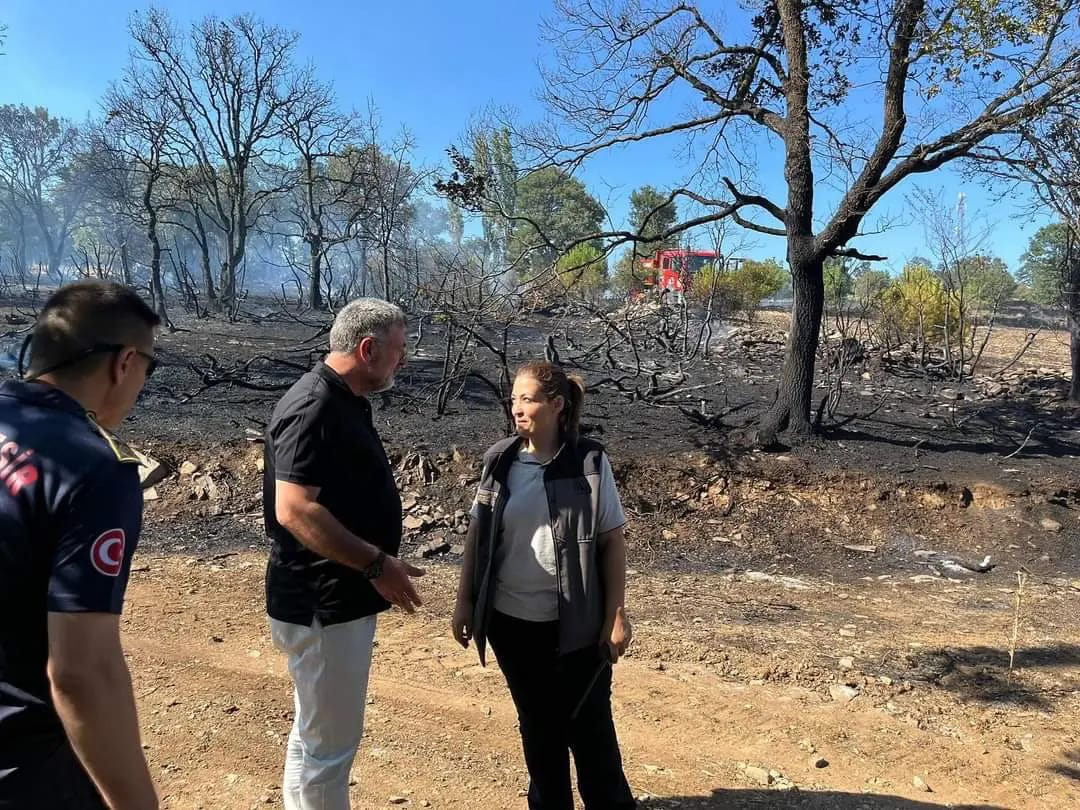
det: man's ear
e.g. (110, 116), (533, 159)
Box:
(356, 336), (377, 363)
(109, 347), (136, 385)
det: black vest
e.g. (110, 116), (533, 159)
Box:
(468, 435), (607, 665)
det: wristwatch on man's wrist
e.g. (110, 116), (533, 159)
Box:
(363, 550), (387, 580)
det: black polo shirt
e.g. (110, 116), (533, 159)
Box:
(263, 362), (402, 626)
(0, 380), (142, 792)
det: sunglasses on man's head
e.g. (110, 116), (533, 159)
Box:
(22, 342), (158, 381)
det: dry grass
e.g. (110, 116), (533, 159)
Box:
(753, 309), (1071, 375)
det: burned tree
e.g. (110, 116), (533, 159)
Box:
(0, 105), (86, 282)
(96, 58), (185, 326)
(513, 0), (1079, 444)
(984, 109), (1080, 401)
(278, 90), (380, 310)
(130, 10), (310, 316)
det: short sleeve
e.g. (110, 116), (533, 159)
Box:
(48, 462), (142, 614)
(271, 398), (330, 487)
(596, 453), (627, 534)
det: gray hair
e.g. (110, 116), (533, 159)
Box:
(329, 298), (406, 353)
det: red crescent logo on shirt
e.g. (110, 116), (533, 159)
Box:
(90, 529), (126, 577)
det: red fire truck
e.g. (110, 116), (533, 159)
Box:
(640, 248), (718, 296)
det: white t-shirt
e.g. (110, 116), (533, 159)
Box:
(472, 448), (626, 622)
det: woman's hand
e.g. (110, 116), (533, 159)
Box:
(603, 606), (632, 662)
(452, 597), (473, 648)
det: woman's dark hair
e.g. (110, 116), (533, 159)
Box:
(516, 360), (586, 444)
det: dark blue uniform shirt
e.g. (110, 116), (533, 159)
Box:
(0, 380), (142, 788)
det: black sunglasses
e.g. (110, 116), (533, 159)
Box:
(21, 341), (158, 381)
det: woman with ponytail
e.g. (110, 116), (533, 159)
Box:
(453, 361), (636, 809)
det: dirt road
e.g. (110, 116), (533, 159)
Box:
(124, 554), (1080, 810)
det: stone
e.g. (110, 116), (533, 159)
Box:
(143, 487), (159, 502)
(401, 496), (418, 511)
(838, 657), (855, 671)
(179, 460), (199, 477)
(418, 538), (451, 558)
(811, 756), (829, 769)
(913, 776), (931, 792)
(191, 474), (220, 501)
(402, 515), (426, 531)
(1040, 517), (1062, 533)
(388, 797), (408, 805)
(829, 684), (859, 704)
(131, 446), (167, 489)
(661, 529), (677, 540)
(743, 765), (773, 786)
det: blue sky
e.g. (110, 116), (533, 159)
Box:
(0, 0), (1055, 274)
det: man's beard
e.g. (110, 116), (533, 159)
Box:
(371, 373), (396, 394)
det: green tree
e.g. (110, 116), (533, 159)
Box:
(853, 269), (891, 309)
(823, 257), (854, 308)
(956, 255), (1015, 312)
(882, 261), (960, 348)
(555, 242), (608, 303)
(610, 248), (641, 296)
(629, 185), (677, 249)
(719, 259), (788, 320)
(1020, 223), (1071, 307)
(512, 167), (605, 276)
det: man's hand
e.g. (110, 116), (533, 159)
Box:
(451, 598), (473, 648)
(601, 606), (633, 662)
(371, 556), (425, 613)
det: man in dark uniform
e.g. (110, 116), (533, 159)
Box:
(265, 297), (424, 809)
(0, 281), (160, 810)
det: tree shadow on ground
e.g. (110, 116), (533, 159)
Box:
(639, 788), (1007, 808)
(1050, 749), (1080, 782)
(823, 395), (1080, 461)
(898, 644), (1080, 711)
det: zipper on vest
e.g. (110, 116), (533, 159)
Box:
(546, 480), (563, 655)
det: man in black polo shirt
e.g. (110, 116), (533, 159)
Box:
(264, 297), (424, 810)
(0, 281), (160, 810)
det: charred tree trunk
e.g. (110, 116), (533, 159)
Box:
(119, 239), (133, 287)
(308, 239), (324, 310)
(193, 213), (217, 308)
(757, 1), (819, 448)
(1068, 255), (1080, 403)
(382, 243), (392, 302)
(1068, 311), (1080, 403)
(145, 197), (171, 329)
(756, 248), (824, 445)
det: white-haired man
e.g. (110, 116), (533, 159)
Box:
(264, 298), (424, 809)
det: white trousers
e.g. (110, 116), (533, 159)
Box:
(270, 615), (378, 810)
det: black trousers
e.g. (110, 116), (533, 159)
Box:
(0, 741), (106, 810)
(488, 610), (637, 810)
